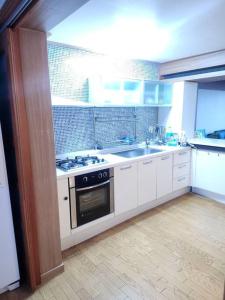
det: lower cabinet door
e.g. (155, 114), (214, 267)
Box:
(138, 158), (157, 205)
(195, 150), (225, 195)
(57, 178), (71, 239)
(114, 163), (138, 215)
(157, 154), (173, 198)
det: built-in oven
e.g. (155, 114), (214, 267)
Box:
(69, 168), (114, 228)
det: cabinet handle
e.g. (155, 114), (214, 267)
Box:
(179, 151), (187, 156)
(64, 196), (68, 201)
(177, 177), (186, 182)
(161, 156), (170, 161)
(120, 165), (132, 171)
(143, 160), (152, 165)
(178, 164), (186, 169)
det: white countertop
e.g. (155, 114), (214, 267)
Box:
(189, 138), (225, 148)
(56, 144), (190, 180)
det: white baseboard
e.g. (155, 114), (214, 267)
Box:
(61, 187), (190, 250)
(8, 281), (20, 291)
(192, 187), (225, 205)
(0, 288), (7, 295)
(0, 281), (20, 294)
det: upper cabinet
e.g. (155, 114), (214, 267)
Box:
(89, 77), (173, 107)
(101, 79), (142, 106)
(123, 80), (142, 105)
(143, 80), (173, 106)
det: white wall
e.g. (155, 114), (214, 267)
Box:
(158, 82), (184, 133)
(196, 88), (225, 134)
(182, 82), (198, 139)
(158, 81), (198, 139)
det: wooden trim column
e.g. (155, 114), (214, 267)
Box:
(7, 27), (63, 288)
(5, 28), (41, 289)
(0, 0), (91, 290)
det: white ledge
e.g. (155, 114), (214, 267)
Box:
(189, 138), (225, 148)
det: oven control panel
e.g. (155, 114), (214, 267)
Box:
(75, 168), (111, 188)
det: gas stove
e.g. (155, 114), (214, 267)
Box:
(56, 155), (106, 171)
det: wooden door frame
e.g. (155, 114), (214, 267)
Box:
(6, 28), (41, 288)
(5, 26), (64, 289)
(0, 0), (90, 290)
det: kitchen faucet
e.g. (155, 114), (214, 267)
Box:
(145, 138), (151, 148)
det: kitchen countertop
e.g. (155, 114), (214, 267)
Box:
(189, 138), (225, 148)
(56, 144), (191, 180)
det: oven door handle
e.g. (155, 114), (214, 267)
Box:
(76, 180), (110, 192)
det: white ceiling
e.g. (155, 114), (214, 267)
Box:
(48, 0), (225, 63)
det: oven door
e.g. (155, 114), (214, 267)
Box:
(76, 180), (110, 226)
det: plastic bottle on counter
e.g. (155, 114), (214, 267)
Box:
(165, 127), (178, 146)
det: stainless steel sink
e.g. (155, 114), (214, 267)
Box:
(113, 148), (163, 158)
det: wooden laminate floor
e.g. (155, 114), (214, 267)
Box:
(1, 193), (225, 300)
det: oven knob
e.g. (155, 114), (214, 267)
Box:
(103, 172), (108, 178)
(83, 176), (88, 183)
(98, 173), (103, 179)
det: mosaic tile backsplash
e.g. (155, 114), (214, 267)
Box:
(48, 42), (159, 154)
(52, 106), (158, 154)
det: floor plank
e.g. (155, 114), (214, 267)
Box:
(1, 193), (225, 299)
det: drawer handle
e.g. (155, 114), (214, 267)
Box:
(120, 165), (132, 171)
(179, 152), (187, 156)
(161, 156), (170, 161)
(177, 177), (186, 182)
(178, 165), (186, 169)
(143, 160), (152, 165)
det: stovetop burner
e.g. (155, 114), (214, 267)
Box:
(56, 155), (106, 171)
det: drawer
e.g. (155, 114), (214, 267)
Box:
(173, 163), (190, 178)
(173, 175), (190, 191)
(174, 150), (191, 165)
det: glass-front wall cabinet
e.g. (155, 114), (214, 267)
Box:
(143, 81), (158, 105)
(123, 80), (142, 105)
(89, 77), (173, 107)
(143, 80), (173, 106)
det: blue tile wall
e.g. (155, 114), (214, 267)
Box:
(52, 106), (158, 154)
(48, 42), (159, 154)
(94, 107), (135, 147)
(52, 106), (94, 154)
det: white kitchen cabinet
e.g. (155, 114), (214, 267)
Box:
(157, 154), (173, 198)
(143, 80), (173, 106)
(57, 179), (71, 239)
(138, 158), (157, 205)
(173, 163), (190, 178)
(191, 149), (197, 186)
(194, 150), (225, 195)
(174, 150), (191, 165)
(194, 150), (214, 191)
(89, 77), (142, 105)
(173, 175), (190, 191)
(114, 163), (138, 215)
(173, 150), (191, 192)
(89, 77), (173, 107)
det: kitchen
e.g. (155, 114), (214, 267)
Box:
(1, 0), (225, 299)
